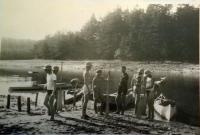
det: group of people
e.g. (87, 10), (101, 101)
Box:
(132, 69), (160, 120)
(81, 62), (128, 119)
(43, 65), (60, 120)
(43, 62), (161, 121)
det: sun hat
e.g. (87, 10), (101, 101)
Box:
(43, 65), (51, 70)
(53, 66), (59, 71)
(144, 70), (151, 75)
(122, 66), (126, 69)
(138, 68), (144, 74)
(85, 62), (92, 67)
(96, 69), (102, 74)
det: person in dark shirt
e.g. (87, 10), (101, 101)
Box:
(115, 66), (129, 115)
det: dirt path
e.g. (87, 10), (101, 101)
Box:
(0, 101), (199, 134)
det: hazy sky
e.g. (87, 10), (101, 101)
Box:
(0, 0), (199, 40)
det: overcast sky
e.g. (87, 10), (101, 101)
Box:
(0, 0), (199, 40)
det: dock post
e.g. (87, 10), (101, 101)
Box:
(63, 91), (65, 105)
(6, 95), (10, 109)
(17, 96), (21, 112)
(35, 93), (38, 107)
(27, 97), (31, 114)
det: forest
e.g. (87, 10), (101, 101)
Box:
(1, 38), (35, 59)
(1, 4), (199, 63)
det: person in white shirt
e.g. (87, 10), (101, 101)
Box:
(132, 68), (145, 118)
(49, 66), (58, 120)
(43, 65), (56, 117)
(81, 62), (93, 119)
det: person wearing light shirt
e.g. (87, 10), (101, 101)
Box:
(92, 70), (104, 115)
(144, 70), (154, 120)
(44, 65), (56, 116)
(81, 62), (93, 119)
(49, 66), (59, 120)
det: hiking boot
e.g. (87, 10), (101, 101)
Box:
(81, 116), (86, 119)
(149, 118), (154, 121)
(48, 111), (51, 116)
(85, 114), (90, 118)
(145, 116), (150, 120)
(115, 111), (120, 114)
(100, 112), (104, 115)
(50, 117), (54, 121)
(94, 108), (98, 114)
(81, 114), (90, 119)
(94, 111), (98, 114)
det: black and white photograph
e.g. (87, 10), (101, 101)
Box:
(0, 0), (199, 134)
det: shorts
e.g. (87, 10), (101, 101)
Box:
(118, 89), (127, 95)
(83, 84), (92, 95)
(47, 90), (53, 95)
(93, 88), (103, 101)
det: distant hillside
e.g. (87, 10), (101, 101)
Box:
(0, 38), (36, 60)
(33, 5), (199, 63)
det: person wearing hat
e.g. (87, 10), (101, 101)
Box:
(49, 66), (60, 120)
(81, 62), (93, 119)
(146, 76), (166, 120)
(53, 66), (62, 112)
(92, 69), (105, 115)
(134, 68), (145, 118)
(43, 65), (57, 118)
(115, 66), (129, 115)
(144, 70), (154, 120)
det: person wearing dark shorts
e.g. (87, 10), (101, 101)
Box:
(49, 66), (59, 120)
(92, 70), (104, 115)
(81, 62), (93, 119)
(144, 70), (154, 120)
(134, 68), (145, 118)
(115, 66), (129, 115)
(43, 65), (56, 116)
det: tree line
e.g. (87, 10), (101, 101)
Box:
(0, 38), (35, 60)
(1, 4), (199, 63)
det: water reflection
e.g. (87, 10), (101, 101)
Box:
(108, 70), (199, 126)
(0, 68), (199, 126)
(0, 76), (46, 106)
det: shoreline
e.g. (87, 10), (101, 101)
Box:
(0, 59), (199, 71)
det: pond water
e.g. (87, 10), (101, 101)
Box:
(0, 76), (47, 106)
(0, 60), (199, 126)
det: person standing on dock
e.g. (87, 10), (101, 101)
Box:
(115, 66), (129, 115)
(81, 62), (93, 119)
(49, 66), (59, 120)
(144, 70), (154, 120)
(43, 65), (56, 117)
(134, 68), (145, 118)
(53, 66), (63, 112)
(92, 70), (104, 115)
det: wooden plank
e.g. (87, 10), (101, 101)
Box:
(6, 95), (10, 109)
(35, 93), (38, 107)
(17, 96), (21, 112)
(27, 97), (31, 114)
(9, 83), (72, 93)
